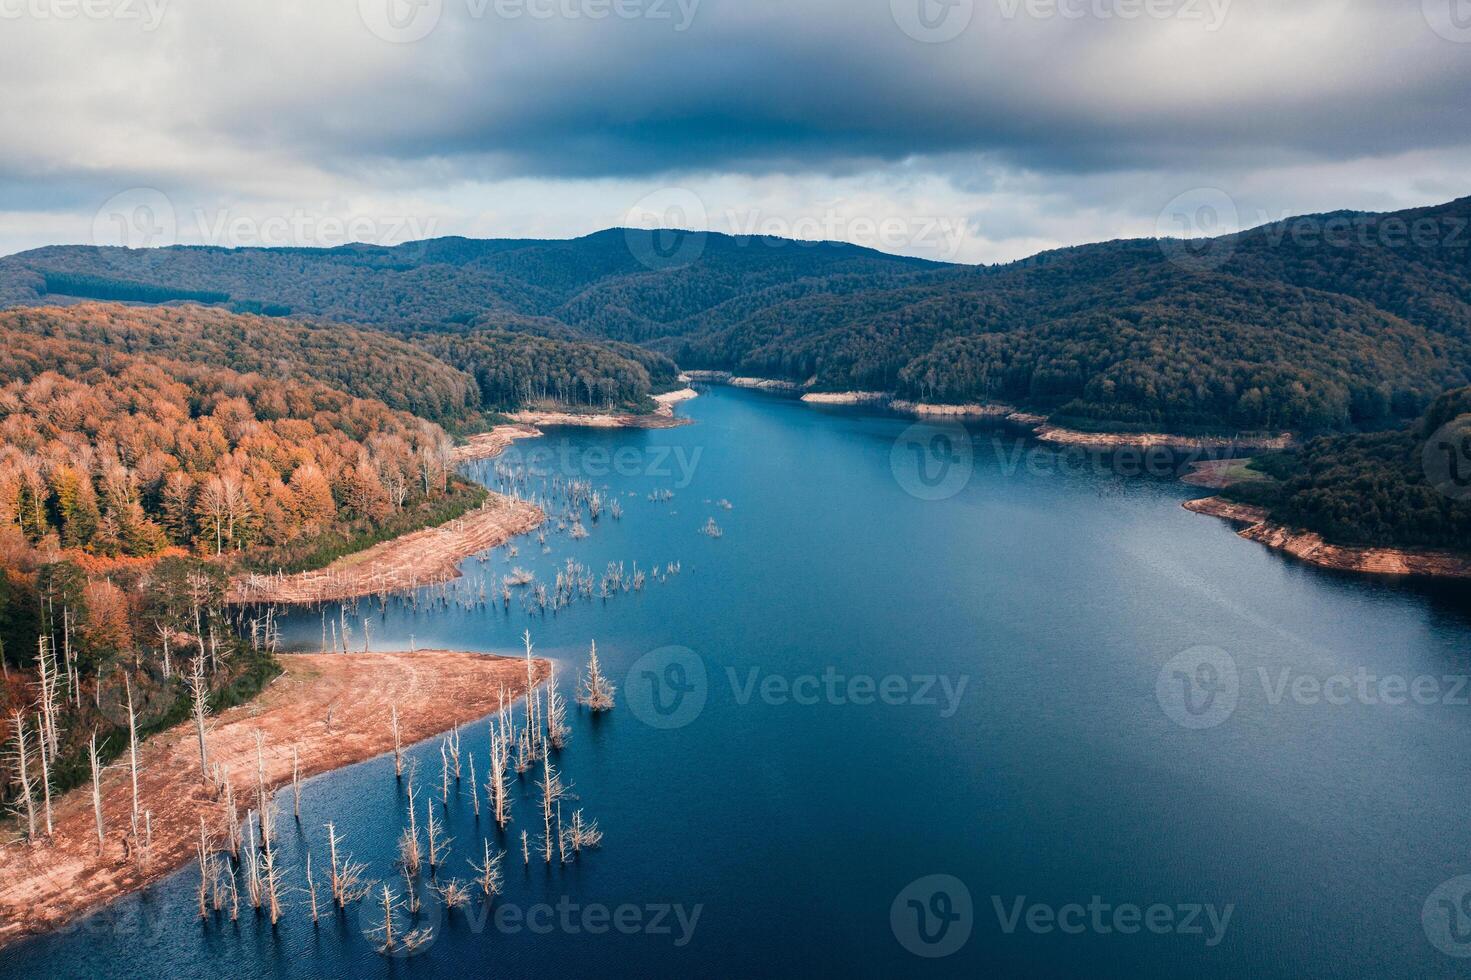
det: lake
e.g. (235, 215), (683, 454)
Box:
(12, 384), (1471, 978)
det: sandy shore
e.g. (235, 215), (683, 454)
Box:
(1034, 425), (1292, 454)
(1184, 496), (1471, 579)
(0, 650), (549, 948)
(228, 495), (545, 605)
(507, 388), (696, 429)
(451, 423), (544, 463)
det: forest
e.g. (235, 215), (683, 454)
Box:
(0, 307), (483, 814)
(1223, 386), (1471, 550)
(2, 198), (1469, 438)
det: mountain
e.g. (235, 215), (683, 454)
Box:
(3, 197), (1469, 435)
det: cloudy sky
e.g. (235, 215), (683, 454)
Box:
(1, 0), (1468, 263)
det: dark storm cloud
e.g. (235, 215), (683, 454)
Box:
(257, 0), (1471, 181)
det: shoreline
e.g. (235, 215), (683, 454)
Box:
(1184, 496), (1471, 579)
(228, 495), (545, 605)
(506, 387), (698, 430)
(689, 374), (1287, 452)
(451, 422), (544, 463)
(0, 650), (550, 949)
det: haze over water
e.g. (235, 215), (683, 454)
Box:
(13, 385), (1471, 977)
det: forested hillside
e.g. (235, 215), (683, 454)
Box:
(1223, 386), (1471, 550)
(2, 197), (1469, 435)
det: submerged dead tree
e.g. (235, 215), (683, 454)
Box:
(576, 640), (616, 711)
(325, 821), (371, 908)
(537, 759), (565, 864)
(399, 781), (423, 878)
(545, 669), (569, 750)
(468, 839), (504, 898)
(391, 704), (404, 778)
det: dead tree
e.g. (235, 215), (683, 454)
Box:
(292, 746), (302, 820)
(244, 815), (264, 911)
(254, 731), (274, 855)
(448, 725), (462, 780)
(468, 752), (480, 818)
(425, 795), (451, 872)
(196, 815), (212, 920)
(186, 655), (211, 783)
(398, 782), (423, 878)
(325, 821), (371, 908)
(537, 758), (564, 864)
(35, 712), (53, 836)
(468, 838), (504, 898)
(568, 808), (603, 853)
(36, 636), (61, 756)
(305, 852), (320, 924)
(263, 849), (286, 926)
(545, 668), (570, 749)
(487, 727), (510, 829)
(374, 886), (396, 953)
(434, 878), (472, 911)
(391, 704), (404, 778)
(9, 713), (37, 840)
(125, 675), (141, 842)
(371, 886), (432, 955)
(89, 730), (105, 854)
(576, 640), (616, 711)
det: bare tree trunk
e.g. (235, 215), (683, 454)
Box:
(292, 746), (302, 820)
(186, 656), (210, 783)
(89, 730), (104, 854)
(306, 853), (320, 924)
(196, 816), (211, 920)
(468, 752), (479, 818)
(391, 704), (403, 778)
(254, 731), (272, 856)
(126, 675), (141, 842)
(469, 838), (503, 897)
(10, 713), (36, 841)
(36, 712), (53, 837)
(262, 848), (284, 926)
(378, 886), (395, 951)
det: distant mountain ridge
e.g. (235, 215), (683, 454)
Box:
(3, 196), (1469, 435)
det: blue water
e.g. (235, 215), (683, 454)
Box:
(12, 386), (1471, 978)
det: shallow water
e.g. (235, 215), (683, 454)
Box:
(13, 385), (1471, 978)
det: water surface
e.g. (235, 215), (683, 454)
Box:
(13, 386), (1471, 978)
